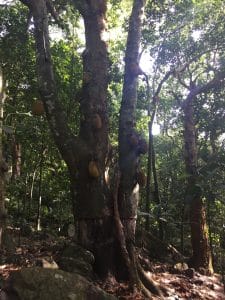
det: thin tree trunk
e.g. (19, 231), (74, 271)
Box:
(117, 1), (163, 296)
(145, 69), (172, 231)
(23, 173), (29, 214)
(36, 134), (44, 231)
(0, 67), (7, 248)
(152, 146), (164, 240)
(145, 79), (156, 231)
(180, 204), (184, 254)
(11, 136), (21, 181)
(29, 168), (37, 217)
(183, 97), (213, 273)
(207, 196), (214, 265)
(207, 132), (217, 266)
(36, 168), (42, 231)
(118, 0), (146, 279)
(145, 130), (152, 231)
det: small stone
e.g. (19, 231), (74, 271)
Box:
(207, 283), (214, 290)
(174, 262), (189, 272)
(198, 267), (207, 275)
(67, 224), (75, 238)
(193, 279), (204, 285)
(68, 293), (77, 300)
(36, 258), (58, 269)
(185, 268), (195, 278)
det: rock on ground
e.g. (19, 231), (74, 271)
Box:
(1, 267), (117, 300)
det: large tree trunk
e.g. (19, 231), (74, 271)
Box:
(183, 96), (213, 273)
(23, 0), (112, 277)
(20, 2), (163, 296)
(72, 0), (112, 277)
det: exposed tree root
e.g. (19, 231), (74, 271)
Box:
(138, 281), (155, 299)
(113, 170), (138, 286)
(137, 261), (164, 298)
(113, 170), (164, 299)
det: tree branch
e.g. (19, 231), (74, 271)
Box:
(192, 72), (224, 96)
(72, 0), (88, 16)
(176, 72), (190, 90)
(46, 0), (61, 26)
(183, 71), (225, 109)
(25, 10), (32, 32)
(21, 0), (84, 167)
(19, 0), (30, 7)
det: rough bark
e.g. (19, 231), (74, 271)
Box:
(118, 0), (150, 288)
(26, 0), (80, 169)
(72, 0), (109, 219)
(114, 169), (162, 297)
(113, 169), (139, 286)
(176, 65), (225, 273)
(20, 0), (112, 277)
(72, 0), (112, 277)
(20, 2), (163, 293)
(116, 1), (163, 296)
(183, 96), (213, 273)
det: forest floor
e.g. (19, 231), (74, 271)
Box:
(0, 229), (224, 300)
(97, 262), (225, 299)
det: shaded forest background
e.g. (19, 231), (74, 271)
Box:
(1, 0), (225, 298)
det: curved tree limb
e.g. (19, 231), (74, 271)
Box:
(19, 0), (84, 170)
